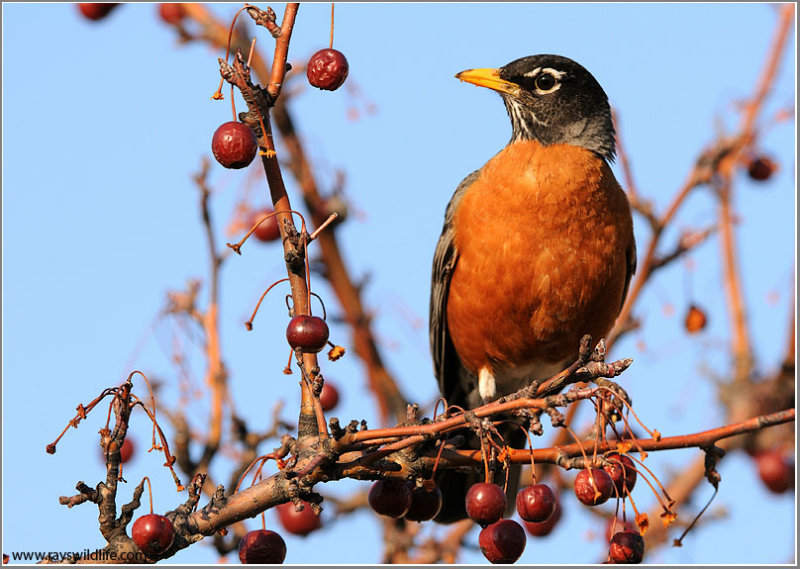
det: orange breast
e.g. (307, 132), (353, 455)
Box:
(446, 140), (633, 380)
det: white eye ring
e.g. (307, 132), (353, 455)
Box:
(534, 72), (560, 94)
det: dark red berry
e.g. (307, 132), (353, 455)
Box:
(211, 121), (258, 169)
(747, 155), (777, 182)
(574, 468), (614, 506)
(286, 315), (330, 353)
(479, 519), (527, 564)
(78, 3), (118, 20)
(250, 209), (281, 242)
(515, 483), (556, 523)
(276, 500), (321, 536)
(132, 514), (174, 557)
(404, 485), (443, 522)
(238, 529), (286, 564)
(608, 530), (645, 564)
(524, 498), (562, 537)
(307, 49), (349, 91)
(319, 381), (340, 411)
(603, 453), (637, 497)
(368, 479), (413, 518)
(100, 437), (135, 464)
(755, 449), (794, 494)
(158, 3), (185, 25)
(684, 304), (708, 334)
(465, 483), (506, 526)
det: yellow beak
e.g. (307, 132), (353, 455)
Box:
(455, 68), (521, 97)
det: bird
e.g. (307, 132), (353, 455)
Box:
(429, 54), (637, 523)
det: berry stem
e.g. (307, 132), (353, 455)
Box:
(329, 3), (334, 49)
(245, 278), (290, 330)
(235, 455), (272, 494)
(247, 37), (257, 68)
(227, 208), (306, 254)
(142, 476), (154, 514)
(517, 423), (538, 482)
(307, 212), (339, 241)
(309, 292), (328, 321)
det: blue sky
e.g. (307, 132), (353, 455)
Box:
(2, 2), (796, 565)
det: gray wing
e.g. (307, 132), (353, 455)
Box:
(429, 169), (481, 405)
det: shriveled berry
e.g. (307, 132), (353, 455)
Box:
(286, 315), (330, 353)
(524, 498), (562, 537)
(479, 519), (526, 564)
(755, 449), (794, 494)
(238, 529), (286, 564)
(250, 209), (281, 242)
(465, 483), (506, 526)
(276, 500), (321, 536)
(515, 483), (556, 523)
(747, 155), (777, 182)
(368, 479), (413, 518)
(132, 514), (174, 557)
(319, 381), (340, 412)
(608, 530), (645, 564)
(307, 49), (349, 91)
(78, 3), (118, 20)
(574, 468), (614, 506)
(158, 3), (185, 25)
(212, 121), (258, 169)
(684, 304), (708, 334)
(603, 453), (637, 497)
(404, 485), (443, 522)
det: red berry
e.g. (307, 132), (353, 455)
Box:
(608, 529), (645, 564)
(78, 3), (118, 21)
(158, 3), (185, 25)
(404, 485), (443, 522)
(100, 437), (135, 464)
(465, 483), (507, 526)
(307, 49), (349, 91)
(479, 519), (527, 564)
(684, 304), (708, 334)
(119, 438), (135, 463)
(319, 381), (340, 411)
(276, 500), (321, 536)
(250, 209), (281, 242)
(603, 453), (637, 497)
(238, 529), (286, 564)
(574, 468), (614, 506)
(132, 514), (174, 557)
(286, 315), (330, 353)
(755, 449), (794, 494)
(211, 121), (258, 169)
(523, 498), (562, 537)
(368, 479), (413, 518)
(747, 155), (777, 182)
(515, 483), (556, 523)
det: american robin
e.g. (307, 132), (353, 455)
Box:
(429, 54), (637, 522)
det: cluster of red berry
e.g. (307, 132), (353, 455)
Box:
(210, 48), (349, 173)
(78, 3), (186, 24)
(362, 450), (642, 564)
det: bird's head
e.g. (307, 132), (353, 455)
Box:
(456, 54), (615, 161)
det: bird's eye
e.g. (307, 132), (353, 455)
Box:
(534, 73), (557, 93)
